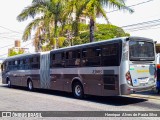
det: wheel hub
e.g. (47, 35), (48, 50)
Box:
(75, 85), (81, 96)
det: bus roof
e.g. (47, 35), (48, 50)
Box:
(2, 36), (154, 62)
(50, 36), (154, 52)
(3, 52), (41, 62)
(51, 37), (124, 53)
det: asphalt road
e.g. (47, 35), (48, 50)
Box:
(0, 78), (160, 120)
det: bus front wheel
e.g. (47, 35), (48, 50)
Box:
(73, 82), (84, 99)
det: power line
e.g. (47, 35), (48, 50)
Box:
(22, 42), (33, 48)
(0, 53), (8, 57)
(121, 19), (160, 32)
(107, 0), (154, 13)
(125, 23), (160, 32)
(0, 44), (14, 49)
(0, 36), (18, 40)
(0, 26), (23, 34)
(123, 22), (160, 30)
(122, 19), (160, 28)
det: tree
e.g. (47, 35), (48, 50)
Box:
(65, 0), (90, 37)
(73, 23), (130, 45)
(8, 49), (24, 57)
(17, 0), (68, 50)
(84, 0), (133, 42)
(17, 0), (133, 51)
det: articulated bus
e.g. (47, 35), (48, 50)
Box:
(1, 36), (156, 98)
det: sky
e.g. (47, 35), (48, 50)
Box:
(0, 0), (160, 61)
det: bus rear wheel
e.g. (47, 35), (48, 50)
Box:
(73, 82), (84, 99)
(27, 80), (33, 91)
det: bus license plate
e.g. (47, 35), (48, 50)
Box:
(139, 78), (148, 83)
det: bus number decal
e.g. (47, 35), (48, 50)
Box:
(92, 70), (103, 74)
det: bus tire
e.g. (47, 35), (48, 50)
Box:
(72, 82), (84, 99)
(27, 80), (34, 91)
(7, 79), (11, 88)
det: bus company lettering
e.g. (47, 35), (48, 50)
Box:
(137, 70), (149, 73)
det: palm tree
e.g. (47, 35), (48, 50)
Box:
(60, 0), (90, 37)
(84, 0), (133, 42)
(17, 0), (67, 50)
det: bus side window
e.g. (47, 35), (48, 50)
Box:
(102, 43), (119, 66)
(74, 50), (81, 66)
(82, 49), (87, 66)
(66, 50), (81, 67)
(29, 57), (33, 69)
(82, 47), (101, 67)
(14, 60), (18, 70)
(25, 58), (29, 69)
(53, 52), (65, 67)
(17, 60), (20, 70)
(19, 59), (24, 70)
(32, 56), (40, 69)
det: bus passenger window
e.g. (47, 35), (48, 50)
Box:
(66, 50), (81, 67)
(52, 53), (65, 67)
(82, 50), (87, 58)
(102, 43), (119, 66)
(82, 47), (101, 67)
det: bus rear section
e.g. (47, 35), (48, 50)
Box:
(120, 37), (156, 95)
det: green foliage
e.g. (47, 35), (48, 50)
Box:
(8, 49), (24, 57)
(42, 36), (66, 51)
(73, 23), (130, 44)
(95, 24), (130, 41)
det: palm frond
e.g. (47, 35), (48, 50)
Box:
(22, 17), (44, 41)
(95, 1), (109, 23)
(107, 0), (134, 13)
(17, 3), (48, 22)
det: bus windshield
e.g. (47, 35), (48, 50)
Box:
(129, 40), (155, 61)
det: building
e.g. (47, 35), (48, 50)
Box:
(71, 12), (90, 24)
(8, 40), (29, 56)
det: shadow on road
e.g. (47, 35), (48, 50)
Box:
(1, 85), (147, 106)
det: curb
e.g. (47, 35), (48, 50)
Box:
(128, 94), (160, 100)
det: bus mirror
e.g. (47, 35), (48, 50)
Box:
(154, 41), (157, 44)
(126, 38), (130, 41)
